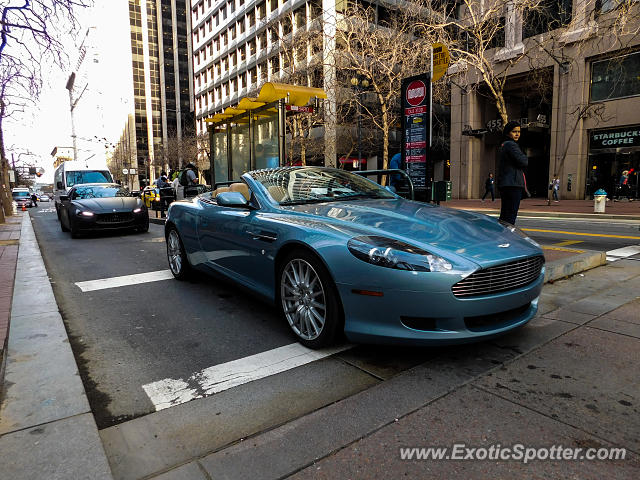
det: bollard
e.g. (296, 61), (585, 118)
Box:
(21, 204), (26, 211)
(593, 189), (607, 213)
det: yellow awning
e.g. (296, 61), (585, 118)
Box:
(204, 83), (326, 125)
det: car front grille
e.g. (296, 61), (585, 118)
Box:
(96, 212), (133, 223)
(452, 256), (544, 298)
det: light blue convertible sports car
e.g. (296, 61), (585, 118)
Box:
(165, 167), (544, 348)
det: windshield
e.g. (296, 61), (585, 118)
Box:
(12, 191), (30, 198)
(250, 167), (396, 205)
(66, 170), (113, 187)
(72, 186), (129, 199)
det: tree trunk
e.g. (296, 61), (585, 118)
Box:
(381, 107), (389, 186)
(0, 110), (14, 218)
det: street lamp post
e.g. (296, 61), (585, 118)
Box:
(350, 76), (369, 170)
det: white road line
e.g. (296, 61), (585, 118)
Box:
(606, 245), (640, 262)
(75, 269), (174, 292)
(142, 343), (352, 411)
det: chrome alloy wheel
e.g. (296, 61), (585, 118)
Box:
(167, 229), (183, 275)
(281, 258), (327, 341)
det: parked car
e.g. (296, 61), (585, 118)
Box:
(165, 167), (545, 348)
(58, 183), (149, 238)
(39, 194), (50, 202)
(11, 189), (33, 208)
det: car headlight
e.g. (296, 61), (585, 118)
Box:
(133, 207), (143, 213)
(499, 220), (540, 247)
(347, 236), (452, 272)
(78, 211), (94, 217)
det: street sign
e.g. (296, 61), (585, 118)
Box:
(122, 168), (129, 174)
(129, 168), (136, 175)
(401, 74), (431, 190)
(432, 43), (450, 82)
(285, 105), (314, 113)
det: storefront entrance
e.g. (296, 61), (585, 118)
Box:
(587, 126), (640, 199)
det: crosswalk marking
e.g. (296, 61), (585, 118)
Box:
(606, 245), (640, 262)
(142, 343), (352, 411)
(75, 269), (174, 292)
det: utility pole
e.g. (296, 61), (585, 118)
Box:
(66, 73), (87, 162)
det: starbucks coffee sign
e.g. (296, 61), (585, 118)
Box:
(590, 126), (640, 149)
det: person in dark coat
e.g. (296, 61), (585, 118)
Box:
(481, 173), (495, 201)
(497, 121), (527, 225)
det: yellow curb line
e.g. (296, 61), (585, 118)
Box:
(542, 246), (586, 253)
(523, 228), (640, 240)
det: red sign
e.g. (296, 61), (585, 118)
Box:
(405, 106), (427, 115)
(286, 105), (314, 113)
(406, 80), (426, 107)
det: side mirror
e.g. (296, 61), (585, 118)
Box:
(59, 195), (69, 202)
(216, 191), (249, 208)
(56, 181), (63, 189)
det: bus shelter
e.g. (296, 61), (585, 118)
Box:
(205, 83), (327, 186)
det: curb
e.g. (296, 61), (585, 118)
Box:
(544, 250), (607, 283)
(149, 216), (165, 226)
(0, 214), (113, 480)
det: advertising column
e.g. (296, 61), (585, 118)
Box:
(401, 74), (431, 195)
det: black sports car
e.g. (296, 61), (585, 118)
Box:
(59, 183), (149, 238)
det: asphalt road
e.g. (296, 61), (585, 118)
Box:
(28, 205), (640, 430)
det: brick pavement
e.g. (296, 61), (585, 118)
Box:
(0, 214), (22, 380)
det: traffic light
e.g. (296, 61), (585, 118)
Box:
(36, 171), (43, 177)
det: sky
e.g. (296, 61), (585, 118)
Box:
(4, 1), (133, 183)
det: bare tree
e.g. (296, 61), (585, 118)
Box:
(337, 4), (433, 171)
(0, 0), (88, 221)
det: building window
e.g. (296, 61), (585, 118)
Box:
(229, 0), (235, 14)
(215, 13), (219, 26)
(240, 45), (246, 61)
(257, 2), (266, 19)
(523, 0), (572, 39)
(238, 19), (245, 34)
(222, 7), (227, 20)
(270, 0), (278, 13)
(248, 11), (255, 27)
(591, 51), (640, 102)
(230, 25), (236, 40)
(249, 39), (256, 55)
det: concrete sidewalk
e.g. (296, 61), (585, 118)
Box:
(0, 208), (632, 480)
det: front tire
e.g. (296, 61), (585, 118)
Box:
(278, 250), (342, 349)
(166, 227), (191, 280)
(137, 217), (149, 233)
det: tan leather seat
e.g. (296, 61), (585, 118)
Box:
(267, 185), (288, 202)
(213, 186), (230, 198)
(230, 182), (251, 201)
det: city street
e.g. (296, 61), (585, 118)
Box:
(0, 206), (634, 480)
(29, 206), (640, 430)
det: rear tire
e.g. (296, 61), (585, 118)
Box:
(278, 250), (342, 349)
(166, 227), (191, 280)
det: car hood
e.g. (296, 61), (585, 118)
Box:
(279, 198), (541, 267)
(72, 197), (140, 212)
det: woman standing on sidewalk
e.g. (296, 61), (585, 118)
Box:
(497, 121), (528, 225)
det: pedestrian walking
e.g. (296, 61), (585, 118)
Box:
(481, 173), (495, 201)
(552, 176), (560, 202)
(497, 121), (528, 225)
(31, 192), (38, 207)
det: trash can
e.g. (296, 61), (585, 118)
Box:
(594, 188), (607, 213)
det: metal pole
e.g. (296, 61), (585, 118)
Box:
(68, 88), (78, 162)
(357, 96), (362, 170)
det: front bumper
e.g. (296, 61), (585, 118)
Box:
(74, 212), (149, 232)
(337, 271), (544, 346)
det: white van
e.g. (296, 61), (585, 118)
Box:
(54, 160), (113, 218)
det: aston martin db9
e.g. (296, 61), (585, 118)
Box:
(59, 183), (149, 238)
(165, 167), (544, 348)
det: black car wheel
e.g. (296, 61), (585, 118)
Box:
(166, 227), (191, 279)
(56, 204), (61, 220)
(278, 249), (342, 349)
(137, 217), (149, 233)
(69, 217), (80, 238)
(60, 210), (69, 232)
